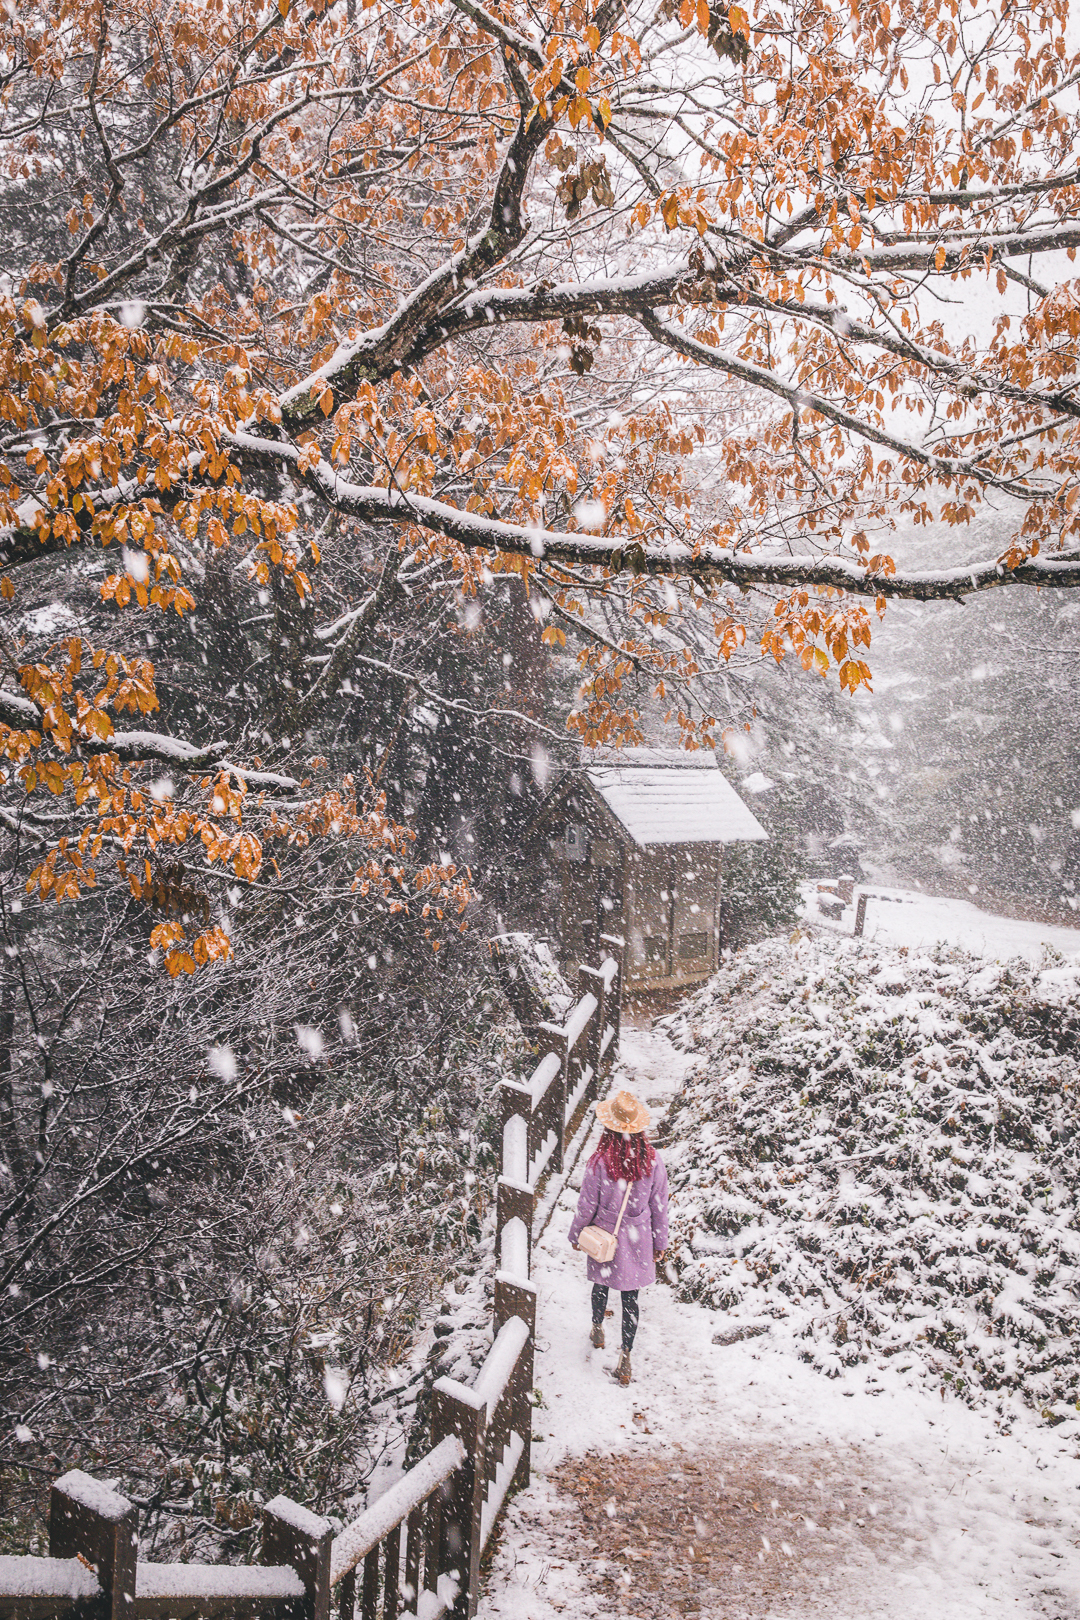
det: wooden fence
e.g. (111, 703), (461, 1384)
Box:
(0, 938), (623, 1620)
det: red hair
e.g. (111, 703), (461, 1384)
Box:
(592, 1128), (655, 1184)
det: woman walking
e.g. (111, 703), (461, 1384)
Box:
(568, 1089), (669, 1386)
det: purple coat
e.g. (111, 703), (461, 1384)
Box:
(568, 1151), (669, 1290)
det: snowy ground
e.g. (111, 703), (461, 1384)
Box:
(480, 1021), (1080, 1620)
(803, 883), (1080, 963)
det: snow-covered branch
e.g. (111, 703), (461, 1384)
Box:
(0, 688), (302, 781)
(278, 270), (690, 426)
(225, 431), (1080, 599)
(636, 313), (1043, 498)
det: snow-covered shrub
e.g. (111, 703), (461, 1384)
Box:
(662, 935), (1080, 1429)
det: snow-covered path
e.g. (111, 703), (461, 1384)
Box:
(804, 883), (1080, 963)
(480, 1024), (1080, 1620)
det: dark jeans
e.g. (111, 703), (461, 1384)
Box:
(591, 1284), (639, 1351)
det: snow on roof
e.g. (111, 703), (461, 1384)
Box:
(581, 745), (718, 769)
(582, 749), (768, 847)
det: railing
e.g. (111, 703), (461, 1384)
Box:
(0, 1470), (318, 1620)
(330, 1429), (464, 1620)
(0, 939), (622, 1620)
(496, 935), (623, 1277)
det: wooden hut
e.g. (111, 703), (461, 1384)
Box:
(529, 749), (768, 991)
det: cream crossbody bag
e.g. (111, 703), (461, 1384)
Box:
(577, 1179), (633, 1263)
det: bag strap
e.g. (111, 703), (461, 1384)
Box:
(611, 1177), (634, 1237)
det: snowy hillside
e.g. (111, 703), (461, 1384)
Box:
(802, 880), (1080, 962)
(661, 935), (1080, 1433)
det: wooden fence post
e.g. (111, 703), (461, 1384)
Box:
(262, 1497), (333, 1620)
(535, 1024), (568, 1172)
(499, 1080), (531, 1186)
(497, 1078), (534, 1279)
(854, 894), (868, 937)
(577, 964), (604, 1086)
(49, 1472), (136, 1620)
(493, 1274), (537, 1491)
(599, 933), (624, 1068)
(431, 1381), (486, 1620)
(495, 1177), (533, 1279)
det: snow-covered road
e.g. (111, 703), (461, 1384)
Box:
(480, 1024), (1080, 1620)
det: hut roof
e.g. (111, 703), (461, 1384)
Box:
(582, 749), (768, 848)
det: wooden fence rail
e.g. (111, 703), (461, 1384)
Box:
(0, 944), (622, 1620)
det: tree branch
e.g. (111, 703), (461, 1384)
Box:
(636, 311), (1042, 498)
(224, 430), (1080, 600)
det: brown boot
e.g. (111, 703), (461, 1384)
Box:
(615, 1351), (632, 1386)
(590, 1323), (605, 1349)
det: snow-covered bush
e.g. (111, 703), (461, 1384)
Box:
(662, 935), (1080, 1430)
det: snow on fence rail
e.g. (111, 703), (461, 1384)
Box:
(0, 942), (623, 1620)
(496, 935), (623, 1276)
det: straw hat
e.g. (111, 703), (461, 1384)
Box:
(595, 1089), (650, 1134)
